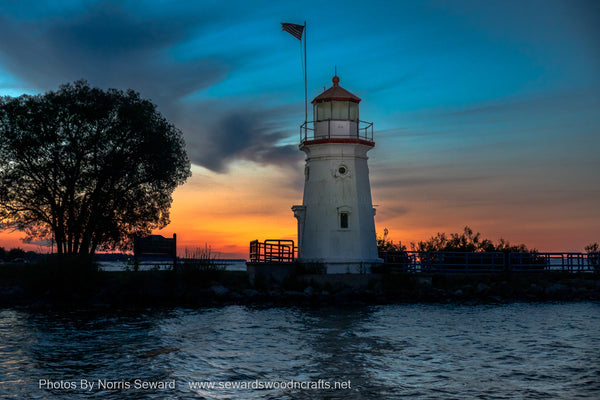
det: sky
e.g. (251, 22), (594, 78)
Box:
(0, 0), (599, 258)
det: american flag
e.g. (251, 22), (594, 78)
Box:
(281, 22), (304, 40)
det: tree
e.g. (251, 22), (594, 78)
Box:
(585, 242), (599, 253)
(412, 226), (534, 253)
(585, 242), (599, 271)
(377, 228), (407, 252)
(7, 247), (26, 261)
(0, 80), (191, 256)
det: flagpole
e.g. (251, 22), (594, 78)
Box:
(281, 21), (308, 131)
(303, 21), (307, 126)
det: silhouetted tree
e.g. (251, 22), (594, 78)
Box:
(0, 80), (191, 256)
(412, 226), (535, 253)
(377, 228), (407, 252)
(585, 242), (599, 253)
(7, 247), (26, 261)
(585, 242), (599, 271)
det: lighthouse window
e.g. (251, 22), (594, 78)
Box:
(316, 102), (331, 120)
(349, 102), (358, 121)
(340, 212), (349, 229)
(335, 164), (349, 178)
(332, 101), (351, 120)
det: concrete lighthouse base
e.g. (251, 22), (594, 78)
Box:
(296, 258), (383, 274)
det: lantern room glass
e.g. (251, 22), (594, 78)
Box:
(315, 102), (331, 120)
(315, 101), (358, 122)
(331, 101), (346, 119)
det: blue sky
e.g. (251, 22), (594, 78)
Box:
(1, 0), (599, 254)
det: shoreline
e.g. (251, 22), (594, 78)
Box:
(1, 265), (599, 309)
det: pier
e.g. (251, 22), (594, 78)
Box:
(249, 240), (598, 275)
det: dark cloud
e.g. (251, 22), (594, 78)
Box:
(0, 1), (303, 172)
(21, 238), (52, 248)
(374, 204), (410, 221)
(183, 106), (304, 172)
(49, 3), (194, 57)
(0, 2), (228, 98)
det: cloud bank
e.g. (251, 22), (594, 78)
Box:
(0, 1), (301, 172)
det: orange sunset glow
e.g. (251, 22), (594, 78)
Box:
(1, 142), (599, 259)
(155, 163), (301, 258)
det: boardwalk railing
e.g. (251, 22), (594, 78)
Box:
(510, 252), (598, 273)
(249, 240), (296, 263)
(421, 252), (507, 273)
(247, 246), (599, 272)
(378, 251), (599, 273)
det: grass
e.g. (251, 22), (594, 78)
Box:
(180, 244), (225, 272)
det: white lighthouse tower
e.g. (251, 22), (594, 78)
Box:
(292, 75), (381, 273)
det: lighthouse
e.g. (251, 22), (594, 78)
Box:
(292, 75), (381, 273)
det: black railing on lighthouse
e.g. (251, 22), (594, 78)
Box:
(300, 120), (373, 144)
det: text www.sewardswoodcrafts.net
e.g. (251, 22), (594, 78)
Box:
(189, 379), (352, 390)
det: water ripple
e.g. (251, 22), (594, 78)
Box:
(1, 303), (599, 399)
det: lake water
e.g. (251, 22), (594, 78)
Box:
(0, 303), (598, 399)
(98, 260), (247, 271)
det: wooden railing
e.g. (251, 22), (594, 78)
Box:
(249, 240), (296, 263)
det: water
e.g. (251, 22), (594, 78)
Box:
(98, 260), (247, 271)
(1, 303), (599, 399)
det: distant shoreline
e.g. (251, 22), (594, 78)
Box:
(1, 264), (598, 309)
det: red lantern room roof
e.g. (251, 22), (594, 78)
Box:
(311, 75), (361, 104)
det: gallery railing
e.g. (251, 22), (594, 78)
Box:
(300, 120), (373, 144)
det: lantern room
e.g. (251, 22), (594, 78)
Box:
(302, 75), (373, 143)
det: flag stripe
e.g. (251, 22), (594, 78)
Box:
(281, 22), (304, 40)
